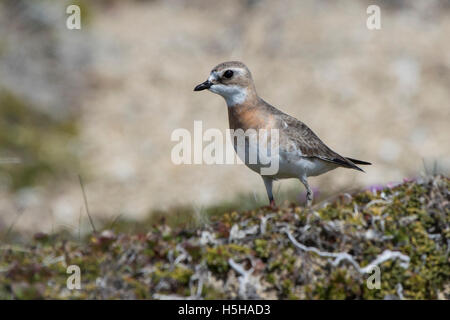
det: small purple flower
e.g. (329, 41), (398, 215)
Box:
(386, 181), (402, 189)
(367, 184), (384, 194)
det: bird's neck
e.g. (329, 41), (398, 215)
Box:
(225, 86), (258, 108)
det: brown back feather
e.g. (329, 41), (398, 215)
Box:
(259, 99), (364, 171)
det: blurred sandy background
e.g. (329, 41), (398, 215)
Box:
(0, 0), (449, 235)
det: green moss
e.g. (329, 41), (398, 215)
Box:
(0, 176), (448, 299)
(268, 248), (296, 273)
(311, 270), (362, 300)
(281, 279), (294, 297)
(152, 265), (193, 285)
(254, 239), (269, 259)
(205, 244), (250, 274)
(202, 285), (227, 300)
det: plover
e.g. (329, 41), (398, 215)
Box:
(194, 61), (371, 207)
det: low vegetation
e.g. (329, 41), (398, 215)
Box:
(0, 175), (448, 299)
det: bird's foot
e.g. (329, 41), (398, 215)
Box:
(263, 200), (277, 211)
(270, 199), (277, 209)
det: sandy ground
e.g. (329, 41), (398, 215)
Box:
(1, 0), (449, 233)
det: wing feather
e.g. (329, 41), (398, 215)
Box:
(260, 99), (364, 171)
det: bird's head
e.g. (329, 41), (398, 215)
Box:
(194, 61), (256, 107)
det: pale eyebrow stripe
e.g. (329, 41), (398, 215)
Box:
(211, 67), (244, 80)
(224, 67), (244, 75)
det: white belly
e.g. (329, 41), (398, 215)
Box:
(276, 153), (338, 178)
(234, 140), (337, 179)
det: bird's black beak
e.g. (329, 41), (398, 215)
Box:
(194, 80), (212, 91)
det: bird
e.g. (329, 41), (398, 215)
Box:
(194, 61), (371, 207)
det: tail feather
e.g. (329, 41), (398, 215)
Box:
(326, 157), (371, 172)
(346, 157), (371, 166)
(330, 157), (365, 172)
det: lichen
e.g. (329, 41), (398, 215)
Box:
(0, 175), (448, 299)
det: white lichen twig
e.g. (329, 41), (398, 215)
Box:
(285, 230), (410, 274)
(173, 244), (190, 265)
(353, 203), (360, 219)
(189, 264), (207, 298)
(361, 250), (410, 271)
(228, 258), (256, 299)
(396, 283), (405, 300)
(260, 214), (276, 235)
(199, 231), (217, 245)
(228, 224), (259, 242)
(364, 199), (391, 209)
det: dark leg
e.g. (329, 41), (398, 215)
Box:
(262, 176), (276, 208)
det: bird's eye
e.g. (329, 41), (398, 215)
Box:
(223, 70), (233, 78)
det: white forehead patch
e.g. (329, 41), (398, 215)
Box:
(208, 71), (219, 82)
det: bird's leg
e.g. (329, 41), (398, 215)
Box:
(300, 175), (313, 207)
(262, 176), (276, 208)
